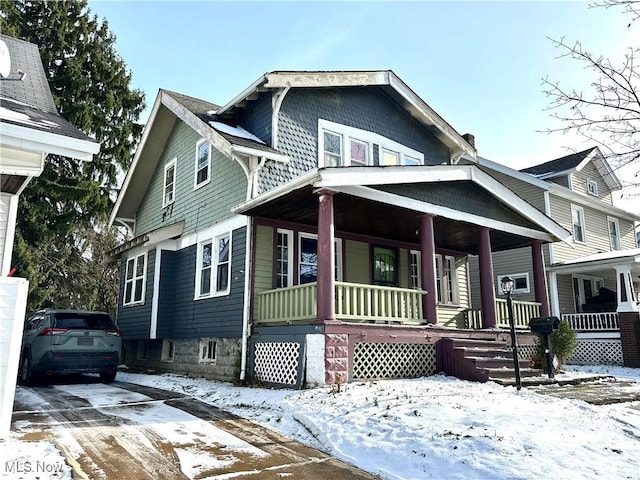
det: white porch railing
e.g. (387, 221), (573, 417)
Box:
(256, 281), (427, 325)
(562, 312), (619, 331)
(466, 299), (542, 330)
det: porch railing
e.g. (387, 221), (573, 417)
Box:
(256, 282), (427, 325)
(466, 299), (541, 330)
(562, 312), (619, 331)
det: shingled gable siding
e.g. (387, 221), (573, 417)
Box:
(238, 92), (273, 146)
(116, 248), (156, 339)
(258, 87), (451, 192)
(135, 121), (247, 237)
(167, 227), (247, 340)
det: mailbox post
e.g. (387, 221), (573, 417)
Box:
(529, 316), (560, 378)
(501, 276), (522, 391)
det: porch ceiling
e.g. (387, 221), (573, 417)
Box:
(245, 185), (538, 254)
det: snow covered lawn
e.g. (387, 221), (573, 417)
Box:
(2, 365), (640, 479)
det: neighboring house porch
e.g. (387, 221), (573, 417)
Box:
(548, 248), (640, 367)
(238, 165), (569, 387)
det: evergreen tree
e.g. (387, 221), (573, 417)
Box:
(1, 0), (144, 311)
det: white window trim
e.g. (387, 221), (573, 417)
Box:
(607, 216), (621, 251)
(318, 119), (424, 168)
(194, 139), (211, 190)
(124, 252), (147, 306)
(587, 179), (599, 197)
(571, 204), (587, 244)
(195, 231), (232, 299)
(409, 250), (421, 289)
(435, 254), (459, 305)
(497, 272), (530, 295)
(163, 158), (177, 208)
(276, 228), (294, 288)
(298, 232), (343, 284)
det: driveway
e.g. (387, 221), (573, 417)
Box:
(11, 377), (378, 479)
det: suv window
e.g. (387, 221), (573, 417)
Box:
(53, 313), (117, 330)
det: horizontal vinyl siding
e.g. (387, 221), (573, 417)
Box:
(618, 217), (638, 249)
(570, 162), (613, 204)
(116, 249), (156, 339)
(170, 228), (246, 339)
(135, 121), (247, 237)
(479, 168), (546, 212)
(490, 247), (536, 303)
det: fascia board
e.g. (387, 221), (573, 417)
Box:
(109, 91), (165, 227)
(265, 71), (389, 88)
(216, 74), (267, 115)
(588, 149), (623, 190)
(548, 183), (640, 221)
(231, 145), (289, 163)
(387, 72), (476, 161)
(334, 184), (557, 243)
(315, 165), (472, 188)
(232, 170), (321, 214)
(0, 122), (99, 161)
(477, 156), (550, 190)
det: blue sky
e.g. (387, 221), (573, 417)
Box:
(86, 1), (636, 171)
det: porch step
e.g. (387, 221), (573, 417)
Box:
(438, 337), (544, 385)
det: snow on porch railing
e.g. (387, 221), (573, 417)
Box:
(562, 312), (619, 331)
(256, 281), (427, 325)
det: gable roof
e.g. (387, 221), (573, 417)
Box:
(520, 146), (622, 191)
(0, 34), (99, 195)
(215, 70), (477, 162)
(109, 88), (289, 229)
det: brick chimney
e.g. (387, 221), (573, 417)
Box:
(462, 133), (475, 149)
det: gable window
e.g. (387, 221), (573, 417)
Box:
(298, 233), (343, 285)
(318, 119), (424, 168)
(571, 205), (586, 244)
(497, 273), (530, 295)
(608, 217), (621, 251)
(587, 180), (599, 197)
(163, 159), (176, 207)
(373, 246), (398, 286)
(124, 253), (146, 306)
(196, 233), (231, 298)
(195, 140), (211, 188)
(323, 131), (343, 166)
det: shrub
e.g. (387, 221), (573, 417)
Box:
(533, 320), (578, 372)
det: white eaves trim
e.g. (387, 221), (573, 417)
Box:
(1, 121), (99, 161)
(477, 156), (550, 190)
(231, 144), (289, 163)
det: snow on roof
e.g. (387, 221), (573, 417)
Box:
(552, 248), (640, 266)
(209, 121), (265, 144)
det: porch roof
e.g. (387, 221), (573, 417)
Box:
(548, 248), (640, 276)
(234, 165), (570, 254)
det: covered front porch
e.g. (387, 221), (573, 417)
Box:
(238, 165), (569, 386)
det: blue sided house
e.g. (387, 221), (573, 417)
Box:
(109, 71), (570, 388)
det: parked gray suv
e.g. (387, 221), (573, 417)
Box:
(19, 309), (122, 385)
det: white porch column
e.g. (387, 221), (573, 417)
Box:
(615, 266), (639, 312)
(548, 271), (560, 317)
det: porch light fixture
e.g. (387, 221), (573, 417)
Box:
(501, 276), (522, 391)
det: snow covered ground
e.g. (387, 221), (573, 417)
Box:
(2, 365), (640, 479)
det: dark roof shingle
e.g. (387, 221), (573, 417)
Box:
(520, 147), (597, 176)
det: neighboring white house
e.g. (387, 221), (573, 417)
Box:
(0, 34), (99, 438)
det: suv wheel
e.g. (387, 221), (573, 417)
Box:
(100, 370), (117, 384)
(20, 353), (37, 386)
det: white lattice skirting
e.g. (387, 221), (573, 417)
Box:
(353, 342), (436, 380)
(254, 342), (300, 385)
(518, 344), (538, 361)
(568, 339), (623, 366)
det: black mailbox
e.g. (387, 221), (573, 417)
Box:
(529, 316), (560, 335)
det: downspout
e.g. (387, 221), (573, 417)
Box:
(240, 215), (252, 381)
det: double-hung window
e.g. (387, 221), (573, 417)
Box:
(297, 233), (342, 285)
(163, 159), (176, 207)
(195, 140), (211, 188)
(318, 119), (424, 167)
(587, 179), (599, 197)
(124, 253), (146, 305)
(409, 250), (421, 289)
(571, 205), (586, 244)
(608, 217), (620, 251)
(434, 254), (457, 304)
(197, 233), (231, 297)
(276, 229), (294, 288)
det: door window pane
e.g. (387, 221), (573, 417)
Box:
(373, 246), (397, 286)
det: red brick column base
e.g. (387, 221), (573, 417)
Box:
(325, 333), (349, 385)
(619, 311), (640, 368)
